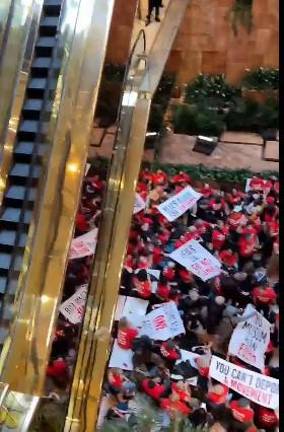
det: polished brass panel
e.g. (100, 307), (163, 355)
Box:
(0, 0), (44, 205)
(0, 0), (115, 395)
(0, 0), (13, 57)
(65, 2), (191, 429)
(64, 40), (150, 429)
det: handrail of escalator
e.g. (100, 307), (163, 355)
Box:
(0, 0), (66, 341)
(0, 0), (45, 206)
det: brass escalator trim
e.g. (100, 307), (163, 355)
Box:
(0, 0), (45, 206)
(65, 1), (191, 429)
(0, 0), (13, 59)
(0, 0), (115, 396)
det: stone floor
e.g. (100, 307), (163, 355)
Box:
(89, 126), (279, 173)
(158, 132), (279, 172)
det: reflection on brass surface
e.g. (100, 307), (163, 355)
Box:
(64, 29), (149, 432)
(0, 0), (12, 59)
(0, 0), (44, 206)
(65, 2), (191, 429)
(0, 0), (115, 396)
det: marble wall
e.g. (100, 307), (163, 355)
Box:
(106, 0), (279, 84)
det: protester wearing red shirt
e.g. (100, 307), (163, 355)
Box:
(162, 263), (176, 281)
(152, 246), (163, 266)
(171, 381), (191, 403)
(238, 233), (257, 258)
(156, 281), (171, 300)
(254, 406), (278, 431)
(219, 249), (238, 268)
(133, 270), (152, 298)
(160, 340), (181, 362)
(76, 213), (89, 233)
(252, 285), (277, 306)
(212, 228), (226, 250)
(152, 169), (167, 185)
(160, 397), (191, 416)
(230, 398), (254, 429)
(141, 379), (166, 400)
(117, 318), (139, 350)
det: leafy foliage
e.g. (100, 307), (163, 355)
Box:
(185, 74), (240, 108)
(230, 0), (254, 35)
(173, 104), (226, 137)
(241, 67), (279, 90)
(226, 97), (279, 132)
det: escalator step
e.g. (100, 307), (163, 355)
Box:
(10, 163), (41, 178)
(0, 231), (17, 246)
(0, 254), (12, 270)
(28, 78), (47, 89)
(32, 57), (52, 69)
(14, 142), (45, 157)
(0, 328), (9, 344)
(40, 16), (60, 28)
(24, 99), (43, 111)
(19, 120), (39, 134)
(5, 185), (36, 203)
(37, 37), (56, 48)
(0, 208), (32, 224)
(14, 255), (23, 271)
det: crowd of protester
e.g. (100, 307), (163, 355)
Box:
(46, 165), (279, 431)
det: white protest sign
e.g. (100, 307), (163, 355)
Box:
(157, 186), (202, 222)
(228, 304), (271, 370)
(85, 163), (91, 176)
(114, 295), (127, 321)
(69, 228), (98, 260)
(133, 193), (146, 215)
(59, 285), (88, 324)
(109, 340), (134, 371)
(245, 178), (252, 192)
(147, 269), (161, 279)
(122, 297), (149, 328)
(169, 239), (221, 282)
(141, 301), (185, 341)
(177, 350), (200, 368)
(209, 356), (279, 409)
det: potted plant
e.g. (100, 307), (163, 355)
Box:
(241, 67), (279, 104)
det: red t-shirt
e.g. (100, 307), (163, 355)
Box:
(157, 283), (171, 299)
(212, 229), (226, 250)
(134, 279), (152, 298)
(172, 383), (190, 403)
(179, 269), (193, 284)
(109, 373), (123, 390)
(160, 398), (191, 415)
(238, 237), (256, 257)
(142, 379), (166, 400)
(207, 385), (228, 405)
(153, 246), (163, 265)
(163, 267), (175, 281)
(219, 250), (238, 267)
(252, 286), (277, 305)
(257, 407), (278, 428)
(117, 327), (138, 350)
(160, 342), (181, 361)
(47, 359), (68, 378)
(76, 213), (89, 232)
(230, 400), (254, 423)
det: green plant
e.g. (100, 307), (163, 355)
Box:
(241, 67), (279, 90)
(185, 74), (239, 108)
(173, 104), (226, 137)
(225, 97), (278, 132)
(230, 0), (254, 35)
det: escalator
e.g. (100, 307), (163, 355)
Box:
(0, 0), (64, 344)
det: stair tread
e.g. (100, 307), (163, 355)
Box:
(23, 99), (43, 111)
(15, 141), (45, 155)
(10, 163), (41, 177)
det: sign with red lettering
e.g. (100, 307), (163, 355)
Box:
(169, 239), (221, 281)
(157, 186), (202, 222)
(141, 301), (185, 341)
(228, 304), (271, 370)
(59, 285), (88, 324)
(209, 356), (279, 410)
(69, 228), (98, 260)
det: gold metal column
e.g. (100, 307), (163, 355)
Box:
(0, 0), (115, 396)
(0, 0), (44, 205)
(65, 1), (191, 429)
